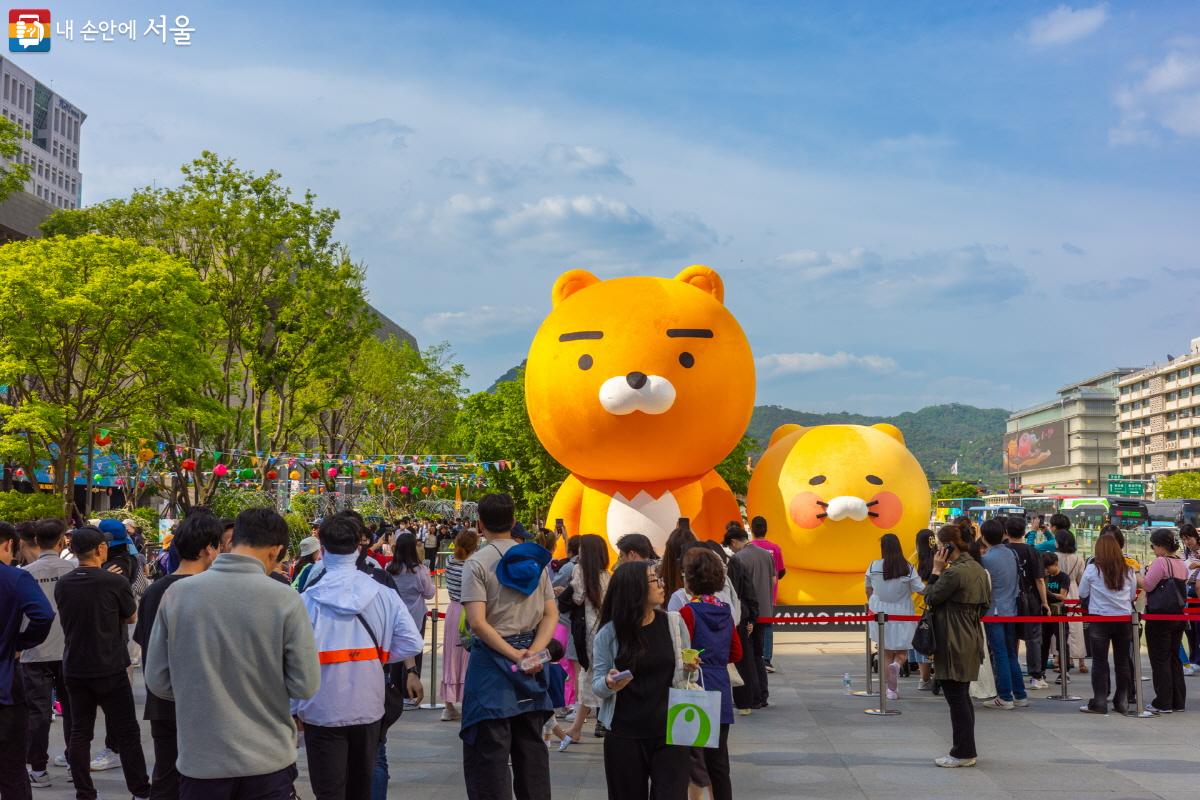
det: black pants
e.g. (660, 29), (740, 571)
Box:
(150, 717), (180, 800)
(939, 679), (975, 759)
(700, 724), (732, 800)
(0, 670), (31, 800)
(1022, 619), (1044, 679)
(22, 660), (72, 772)
(602, 734), (690, 800)
(304, 719), (382, 800)
(1042, 622), (1063, 667)
(180, 764), (298, 800)
(65, 672), (151, 799)
(747, 622), (768, 705)
(462, 711), (551, 800)
(731, 624), (759, 710)
(1146, 620), (1187, 712)
(1086, 621), (1132, 713)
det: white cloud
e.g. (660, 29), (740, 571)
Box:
(421, 304), (539, 341)
(755, 351), (899, 378)
(540, 144), (632, 183)
(433, 157), (531, 190)
(1026, 4), (1108, 47)
(333, 118), (413, 149)
(427, 193), (718, 260)
(1111, 51), (1200, 144)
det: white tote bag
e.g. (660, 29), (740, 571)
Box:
(666, 671), (721, 749)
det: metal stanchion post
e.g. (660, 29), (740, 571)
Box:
(1047, 619), (1082, 702)
(420, 553), (446, 711)
(851, 609), (878, 697)
(866, 613), (900, 716)
(1128, 611), (1153, 718)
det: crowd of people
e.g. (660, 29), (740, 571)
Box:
(2, 498), (1195, 797)
(898, 513), (1196, 769)
(0, 496), (788, 800)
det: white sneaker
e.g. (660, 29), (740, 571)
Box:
(52, 754), (68, 768)
(1184, 664), (1197, 677)
(1029, 678), (1049, 689)
(89, 748), (120, 771)
(934, 755), (976, 768)
(886, 689), (898, 701)
(1013, 698), (1030, 708)
(980, 698), (1014, 710)
(440, 706), (460, 722)
(28, 769), (51, 788)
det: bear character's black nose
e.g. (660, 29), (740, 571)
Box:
(626, 371), (648, 390)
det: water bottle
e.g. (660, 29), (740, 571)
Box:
(843, 672), (852, 695)
(511, 649), (551, 672)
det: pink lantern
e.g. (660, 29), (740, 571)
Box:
(326, 467), (338, 478)
(213, 463), (228, 477)
(400, 485), (411, 494)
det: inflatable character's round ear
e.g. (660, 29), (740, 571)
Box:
(768, 424), (810, 448)
(871, 423), (905, 444)
(552, 269), (601, 307)
(675, 265), (724, 304)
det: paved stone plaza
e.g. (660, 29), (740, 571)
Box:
(31, 630), (1195, 799)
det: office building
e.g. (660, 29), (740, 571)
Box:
(1117, 337), (1200, 483)
(0, 57), (84, 239)
(1005, 368), (1138, 496)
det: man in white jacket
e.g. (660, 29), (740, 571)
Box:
(295, 514), (425, 800)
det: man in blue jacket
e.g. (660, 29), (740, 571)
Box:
(0, 520), (55, 799)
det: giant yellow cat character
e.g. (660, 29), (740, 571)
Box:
(747, 423), (931, 606)
(525, 266), (755, 555)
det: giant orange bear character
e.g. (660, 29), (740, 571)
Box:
(525, 266), (755, 555)
(747, 423), (931, 606)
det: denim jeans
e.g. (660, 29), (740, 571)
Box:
(985, 622), (1027, 702)
(371, 736), (388, 800)
(762, 623), (774, 664)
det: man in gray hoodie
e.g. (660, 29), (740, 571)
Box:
(145, 507), (320, 800)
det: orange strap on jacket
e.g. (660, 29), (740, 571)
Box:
(318, 648), (389, 665)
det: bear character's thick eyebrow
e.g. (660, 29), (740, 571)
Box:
(666, 328), (714, 338)
(559, 331), (604, 342)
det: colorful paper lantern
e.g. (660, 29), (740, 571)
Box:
(95, 431), (112, 446)
(213, 463), (229, 478)
(373, 477), (383, 486)
(238, 467), (255, 479)
(326, 467), (338, 478)
(266, 469), (278, 480)
(387, 482), (396, 491)
(421, 486), (430, 495)
(359, 468), (369, 478)
(400, 485), (410, 494)
(181, 459), (196, 471)
(310, 469), (321, 479)
(13, 468), (23, 478)
(137, 448), (154, 463)
(289, 470), (301, 481)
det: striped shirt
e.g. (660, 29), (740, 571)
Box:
(445, 558), (465, 604)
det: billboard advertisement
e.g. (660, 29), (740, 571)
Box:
(1003, 423), (1068, 474)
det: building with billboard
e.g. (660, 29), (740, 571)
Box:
(0, 57), (85, 240)
(1116, 337), (1200, 486)
(1006, 368), (1139, 496)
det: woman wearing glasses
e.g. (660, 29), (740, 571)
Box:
(592, 560), (697, 800)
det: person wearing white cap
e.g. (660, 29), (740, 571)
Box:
(292, 537), (322, 592)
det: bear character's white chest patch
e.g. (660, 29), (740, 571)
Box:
(606, 490), (681, 553)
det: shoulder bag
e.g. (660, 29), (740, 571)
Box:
(355, 613), (407, 730)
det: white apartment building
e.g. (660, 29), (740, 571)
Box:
(0, 57), (84, 211)
(1117, 337), (1200, 482)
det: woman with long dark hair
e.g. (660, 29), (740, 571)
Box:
(559, 534), (611, 748)
(1078, 534), (1137, 714)
(866, 533), (925, 700)
(911, 529), (935, 690)
(591, 561), (695, 800)
(660, 526), (697, 597)
(924, 523), (990, 768)
(387, 532), (436, 681)
(1142, 528), (1188, 713)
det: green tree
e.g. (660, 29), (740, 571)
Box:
(0, 235), (210, 517)
(935, 481), (981, 500)
(1156, 472), (1200, 500)
(43, 152), (374, 509)
(310, 338), (466, 459)
(716, 435), (756, 496)
(453, 374), (567, 522)
(0, 115), (31, 203)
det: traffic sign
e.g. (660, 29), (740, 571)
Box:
(1107, 480), (1145, 497)
(1107, 473), (1122, 480)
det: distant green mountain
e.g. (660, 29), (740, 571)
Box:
(489, 366), (1009, 489)
(749, 403), (1010, 488)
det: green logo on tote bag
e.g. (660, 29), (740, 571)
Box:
(666, 703), (712, 746)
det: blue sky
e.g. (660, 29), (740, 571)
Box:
(23, 1), (1200, 414)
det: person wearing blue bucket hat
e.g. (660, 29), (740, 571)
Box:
(459, 493), (558, 800)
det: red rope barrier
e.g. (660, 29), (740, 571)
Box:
(757, 613), (1136, 625)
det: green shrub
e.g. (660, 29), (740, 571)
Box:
(209, 489), (275, 520)
(285, 512), (310, 552)
(289, 492), (318, 520)
(0, 491), (65, 521)
(96, 507), (163, 540)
